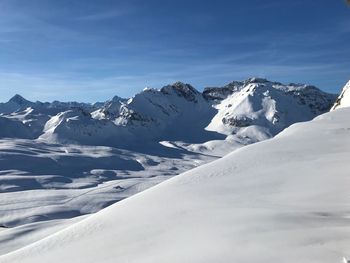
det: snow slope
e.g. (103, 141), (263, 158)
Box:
(0, 138), (219, 254)
(2, 107), (350, 263)
(331, 80), (350, 110)
(0, 139), (214, 226)
(0, 116), (34, 139)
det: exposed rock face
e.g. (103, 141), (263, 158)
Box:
(222, 116), (253, 127)
(286, 85), (337, 114)
(203, 81), (243, 101)
(331, 80), (350, 111)
(161, 82), (200, 102)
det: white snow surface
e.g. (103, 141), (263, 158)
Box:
(331, 80), (350, 110)
(1, 107), (349, 263)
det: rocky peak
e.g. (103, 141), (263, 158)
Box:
(9, 94), (32, 105)
(203, 81), (244, 101)
(160, 82), (200, 102)
(225, 81), (244, 89)
(111, 95), (127, 103)
(244, 77), (269, 84)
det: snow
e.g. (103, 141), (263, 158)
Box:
(1, 107), (349, 263)
(0, 216), (87, 255)
(0, 116), (34, 139)
(0, 139), (216, 228)
(0, 95), (34, 114)
(206, 80), (335, 137)
(331, 80), (350, 110)
(0, 78), (338, 259)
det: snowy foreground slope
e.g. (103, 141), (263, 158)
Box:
(2, 107), (350, 263)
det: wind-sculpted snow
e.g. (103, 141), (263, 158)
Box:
(0, 136), (221, 256)
(1, 106), (350, 263)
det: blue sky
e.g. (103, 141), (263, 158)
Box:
(0, 0), (349, 102)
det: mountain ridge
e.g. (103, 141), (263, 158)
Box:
(0, 78), (337, 148)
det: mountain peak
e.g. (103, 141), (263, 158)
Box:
(8, 94), (31, 105)
(111, 95), (126, 102)
(172, 81), (188, 86)
(243, 77), (284, 86)
(160, 82), (200, 102)
(244, 77), (269, 84)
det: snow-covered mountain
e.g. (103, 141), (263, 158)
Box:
(206, 78), (335, 138)
(0, 94), (100, 139)
(0, 94), (35, 114)
(0, 78), (336, 149)
(1, 97), (349, 263)
(91, 95), (126, 120)
(0, 94), (97, 115)
(331, 80), (350, 110)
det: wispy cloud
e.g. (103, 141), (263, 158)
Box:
(75, 9), (133, 21)
(0, 1), (135, 45)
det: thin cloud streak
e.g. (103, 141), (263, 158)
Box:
(75, 9), (134, 21)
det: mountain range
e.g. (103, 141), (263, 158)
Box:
(0, 77), (336, 151)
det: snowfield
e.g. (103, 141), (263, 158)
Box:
(0, 138), (220, 255)
(1, 105), (349, 263)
